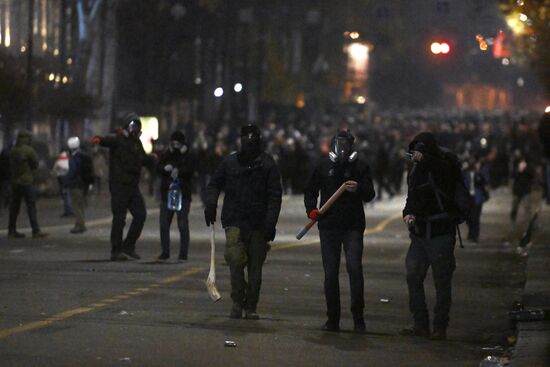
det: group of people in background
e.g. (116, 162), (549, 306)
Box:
(2, 109), (549, 336)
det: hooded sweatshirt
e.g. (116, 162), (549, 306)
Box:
(10, 130), (39, 186)
(403, 132), (458, 238)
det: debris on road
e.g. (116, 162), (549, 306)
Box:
(380, 298), (390, 303)
(224, 340), (237, 347)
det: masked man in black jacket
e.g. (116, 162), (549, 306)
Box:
(157, 131), (195, 261)
(304, 130), (376, 333)
(91, 113), (153, 261)
(401, 132), (459, 341)
(205, 124), (282, 320)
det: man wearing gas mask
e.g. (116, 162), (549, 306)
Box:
(157, 131), (195, 261)
(205, 124), (282, 320)
(304, 130), (376, 333)
(91, 113), (152, 261)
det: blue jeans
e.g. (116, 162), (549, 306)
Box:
(319, 229), (365, 323)
(159, 199), (191, 257)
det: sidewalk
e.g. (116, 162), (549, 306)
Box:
(510, 207), (550, 367)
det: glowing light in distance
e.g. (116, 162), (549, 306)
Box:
(48, 73), (55, 81)
(519, 13), (528, 22)
(356, 96), (366, 104)
(234, 83), (243, 93)
(350, 32), (360, 40)
(214, 87), (224, 97)
(545, 105), (550, 113)
(502, 58), (510, 66)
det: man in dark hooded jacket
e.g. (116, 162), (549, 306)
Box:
(91, 113), (152, 261)
(205, 124), (282, 320)
(8, 130), (48, 239)
(400, 132), (459, 341)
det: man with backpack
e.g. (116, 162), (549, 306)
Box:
(65, 136), (94, 234)
(400, 132), (469, 341)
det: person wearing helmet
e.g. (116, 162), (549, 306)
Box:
(205, 124), (282, 320)
(157, 130), (196, 261)
(64, 136), (88, 234)
(304, 130), (375, 333)
(8, 130), (48, 239)
(90, 113), (152, 261)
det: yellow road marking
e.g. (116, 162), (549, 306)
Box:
(0, 213), (400, 339)
(271, 211), (402, 251)
(0, 267), (203, 339)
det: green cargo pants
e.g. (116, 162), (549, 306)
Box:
(224, 227), (268, 311)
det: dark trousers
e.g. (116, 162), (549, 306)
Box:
(224, 227), (268, 311)
(70, 188), (86, 230)
(319, 229), (365, 323)
(466, 203), (482, 241)
(8, 184), (40, 233)
(110, 183), (146, 254)
(159, 199), (190, 257)
(405, 233), (456, 331)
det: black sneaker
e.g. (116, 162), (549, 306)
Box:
(399, 325), (430, 337)
(322, 320), (340, 332)
(229, 303), (243, 319)
(8, 232), (25, 239)
(178, 254), (188, 261)
(157, 253), (170, 261)
(122, 250), (141, 260)
(70, 227), (87, 234)
(32, 231), (49, 239)
(244, 310), (259, 320)
(429, 329), (447, 341)
(110, 252), (128, 261)
(353, 318), (366, 333)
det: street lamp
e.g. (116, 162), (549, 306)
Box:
(234, 83), (243, 93)
(214, 87), (224, 97)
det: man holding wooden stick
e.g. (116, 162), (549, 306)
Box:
(205, 124), (282, 320)
(304, 130), (375, 333)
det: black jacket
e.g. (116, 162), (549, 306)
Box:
(403, 147), (459, 238)
(304, 157), (375, 231)
(206, 152), (282, 231)
(99, 134), (148, 187)
(157, 148), (196, 202)
(64, 151), (84, 189)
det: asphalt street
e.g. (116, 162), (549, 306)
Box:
(0, 189), (541, 366)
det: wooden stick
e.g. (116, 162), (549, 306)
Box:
(296, 183), (348, 240)
(206, 224), (222, 302)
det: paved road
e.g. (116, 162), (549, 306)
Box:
(0, 190), (535, 366)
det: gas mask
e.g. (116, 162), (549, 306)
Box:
(170, 140), (188, 155)
(329, 132), (357, 164)
(123, 119), (142, 139)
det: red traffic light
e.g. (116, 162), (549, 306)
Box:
(430, 42), (451, 55)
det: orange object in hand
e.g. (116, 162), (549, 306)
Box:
(308, 208), (320, 221)
(90, 136), (101, 145)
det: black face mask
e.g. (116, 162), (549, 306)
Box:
(240, 133), (261, 160)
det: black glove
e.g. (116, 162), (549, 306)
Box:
(264, 227), (276, 242)
(204, 206), (216, 226)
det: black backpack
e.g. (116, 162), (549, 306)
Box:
(80, 153), (95, 186)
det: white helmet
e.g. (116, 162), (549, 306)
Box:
(67, 136), (80, 150)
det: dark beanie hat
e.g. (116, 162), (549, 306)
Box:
(171, 130), (186, 144)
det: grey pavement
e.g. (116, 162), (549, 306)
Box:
(0, 189), (547, 366)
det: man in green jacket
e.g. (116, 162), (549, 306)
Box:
(8, 130), (48, 239)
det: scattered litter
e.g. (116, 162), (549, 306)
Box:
(304, 274), (311, 278)
(380, 298), (390, 303)
(9, 249), (24, 254)
(283, 288), (289, 291)
(478, 356), (502, 367)
(224, 340), (237, 348)
(96, 357), (102, 360)
(119, 357), (131, 362)
(119, 310), (129, 316)
(481, 346), (504, 352)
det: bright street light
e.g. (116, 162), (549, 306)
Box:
(214, 87), (224, 97)
(234, 83), (243, 93)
